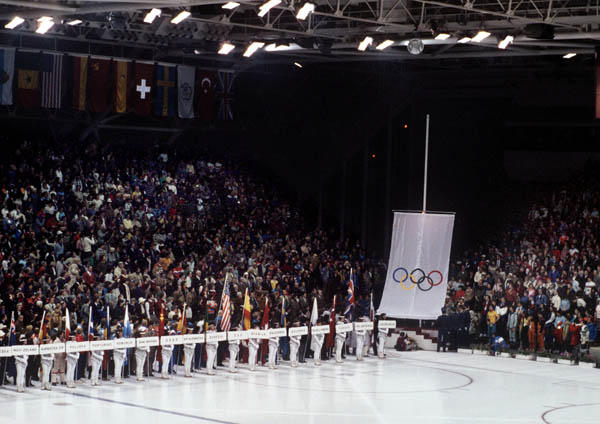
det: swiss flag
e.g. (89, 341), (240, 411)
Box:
(134, 62), (154, 116)
(196, 71), (215, 121)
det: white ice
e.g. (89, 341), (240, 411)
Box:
(1, 351), (599, 424)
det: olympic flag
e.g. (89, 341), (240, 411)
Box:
(378, 212), (454, 319)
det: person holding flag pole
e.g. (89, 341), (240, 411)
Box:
(175, 303), (187, 375)
(134, 319), (150, 382)
(113, 305), (131, 384)
(260, 298), (270, 366)
(309, 297), (324, 366)
(65, 308), (79, 388)
(39, 311), (54, 391)
(325, 295), (336, 359)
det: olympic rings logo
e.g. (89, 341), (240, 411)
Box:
(392, 267), (444, 291)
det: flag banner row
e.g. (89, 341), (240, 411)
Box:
(378, 212), (455, 320)
(2, 321), (396, 358)
(0, 47), (235, 121)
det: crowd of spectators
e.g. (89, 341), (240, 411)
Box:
(444, 167), (600, 358)
(0, 137), (386, 370)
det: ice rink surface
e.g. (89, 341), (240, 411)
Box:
(1, 350), (599, 424)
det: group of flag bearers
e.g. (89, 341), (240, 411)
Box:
(5, 272), (395, 393)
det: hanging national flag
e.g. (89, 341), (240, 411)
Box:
(71, 55), (88, 111)
(177, 303), (187, 334)
(243, 288), (252, 330)
(133, 62), (154, 116)
(38, 310), (47, 341)
(0, 47), (15, 105)
(65, 308), (71, 340)
(15, 51), (41, 108)
(220, 277), (231, 332)
(344, 271), (355, 320)
(310, 297), (318, 326)
(88, 306), (95, 341)
(41, 53), (63, 109)
(113, 60), (132, 113)
(280, 298), (287, 329)
(196, 71), (215, 121)
(216, 70), (235, 120)
(326, 295), (336, 348)
(88, 58), (110, 112)
(177, 65), (195, 119)
(9, 311), (16, 346)
(154, 64), (176, 117)
(369, 292), (375, 322)
(103, 306), (111, 340)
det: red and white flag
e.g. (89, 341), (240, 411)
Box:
(65, 307), (71, 340)
(41, 53), (63, 109)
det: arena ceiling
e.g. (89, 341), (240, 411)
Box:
(0, 0), (599, 68)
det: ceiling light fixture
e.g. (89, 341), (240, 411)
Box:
(144, 8), (161, 23)
(296, 3), (315, 20)
(457, 36), (471, 43)
(218, 42), (235, 55)
(357, 36), (373, 51)
(258, 0), (281, 17)
(435, 33), (450, 40)
(498, 35), (514, 49)
(171, 10), (191, 24)
(4, 16), (24, 29)
(376, 40), (394, 50)
(243, 41), (265, 57)
(36, 16), (54, 34)
(294, 62), (303, 68)
(563, 53), (576, 59)
(67, 19), (82, 26)
(472, 30), (491, 42)
(222, 2), (240, 9)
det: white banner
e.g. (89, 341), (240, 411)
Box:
(249, 329), (269, 339)
(66, 341), (90, 353)
(354, 322), (374, 331)
(114, 338), (136, 349)
(288, 326), (308, 337)
(269, 328), (287, 337)
(0, 346), (13, 357)
(40, 343), (66, 354)
(136, 336), (159, 348)
(378, 320), (397, 329)
(378, 212), (455, 319)
(161, 335), (184, 345)
(226, 331), (246, 341)
(335, 323), (353, 333)
(177, 65), (195, 118)
(12, 345), (39, 356)
(183, 334), (205, 344)
(311, 325), (330, 335)
(205, 332), (227, 343)
(90, 340), (115, 351)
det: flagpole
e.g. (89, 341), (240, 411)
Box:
(423, 114), (430, 213)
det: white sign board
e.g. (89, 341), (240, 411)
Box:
(354, 322), (374, 331)
(66, 341), (90, 353)
(183, 334), (205, 344)
(288, 326), (308, 337)
(336, 323), (353, 333)
(136, 336), (159, 348)
(0, 346), (13, 357)
(378, 320), (396, 329)
(311, 325), (330, 335)
(249, 329), (269, 339)
(114, 338), (136, 349)
(12, 345), (40, 356)
(90, 340), (115, 351)
(40, 343), (66, 354)
(269, 328), (287, 337)
(205, 332), (227, 343)
(161, 335), (184, 345)
(227, 330), (247, 341)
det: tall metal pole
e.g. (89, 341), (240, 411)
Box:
(423, 114), (430, 213)
(361, 141), (369, 249)
(340, 159), (346, 241)
(384, 108), (393, 258)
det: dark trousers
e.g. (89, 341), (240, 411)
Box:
(437, 330), (448, 352)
